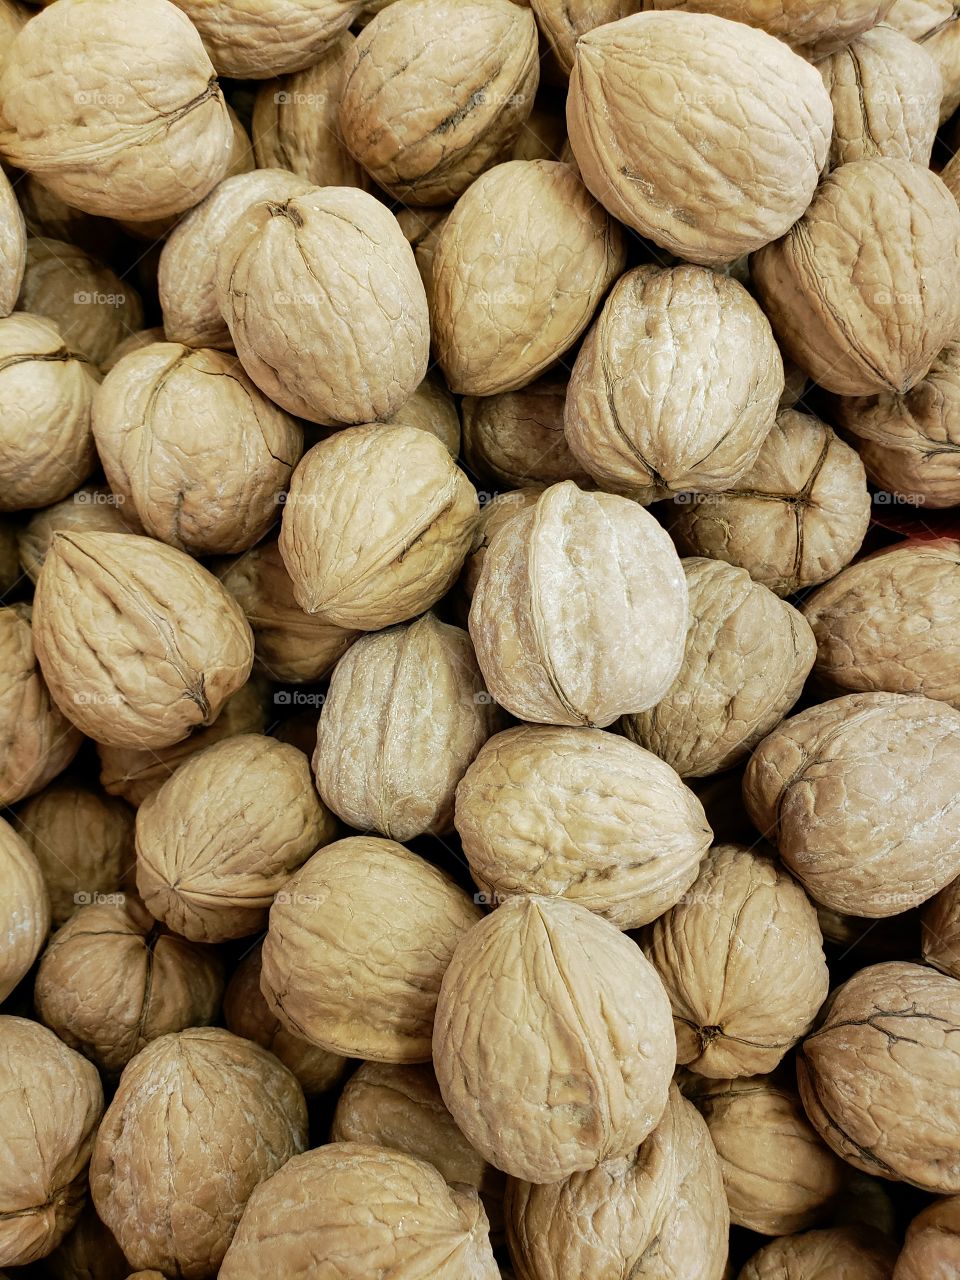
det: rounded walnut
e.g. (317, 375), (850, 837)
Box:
(0, 165), (25, 318)
(18, 487), (130, 584)
(639, 0), (895, 54)
(922, 876), (960, 979)
(101, 327), (168, 374)
(380, 370), (460, 455)
(0, 817), (50, 1003)
(171, 0), (361, 77)
(462, 376), (592, 490)
(894, 1195), (960, 1280)
(532, 0), (639, 74)
(459, 489), (543, 608)
(738, 1226), (897, 1280)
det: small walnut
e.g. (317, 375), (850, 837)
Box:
(922, 876), (960, 979)
(171, 0), (362, 77)
(638, 0), (894, 53)
(462, 375), (592, 489)
(738, 1226), (897, 1280)
(396, 205), (450, 299)
(101, 327), (168, 374)
(893, 1195), (960, 1280)
(509, 102), (567, 161)
(379, 371), (460, 455)
(0, 165), (24, 317)
(18, 488), (131, 584)
(459, 488), (543, 610)
(532, 0), (639, 74)
(0, 817), (50, 1003)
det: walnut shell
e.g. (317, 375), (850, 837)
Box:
(455, 724), (712, 928)
(893, 1194), (960, 1280)
(738, 1226), (897, 1280)
(33, 531), (254, 749)
(216, 185), (429, 425)
(565, 265), (783, 501)
(379, 370), (460, 455)
(0, 0), (28, 74)
(0, 165), (24, 318)
(567, 12), (832, 265)
(43, 1204), (127, 1280)
(744, 692), (960, 917)
(509, 102), (567, 162)
(18, 487), (131, 584)
(396, 204), (450, 299)
(462, 375), (592, 490)
(798, 961), (960, 1192)
(0, 1017), (103, 1266)
(171, 0), (361, 77)
(922, 876), (960, 979)
(532, 0), (639, 74)
(279, 424), (478, 628)
(219, 1143), (498, 1280)
(666, 410), (871, 597)
(0, 0), (233, 221)
(92, 343), (303, 555)
(459, 488), (544, 608)
(0, 816), (50, 1003)
(101, 327), (168, 374)
(261, 835), (483, 1062)
(431, 160), (626, 395)
(469, 481), (688, 726)
(433, 894), (676, 1183)
(624, 559), (816, 778)
(892, 0), (960, 120)
(90, 1028), (308, 1278)
(752, 158), (960, 396)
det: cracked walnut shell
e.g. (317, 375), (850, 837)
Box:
(0, 817), (50, 1005)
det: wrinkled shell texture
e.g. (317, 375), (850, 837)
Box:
(433, 894), (676, 1183)
(462, 376), (592, 490)
(470, 482), (688, 726)
(738, 1225), (898, 1279)
(261, 835), (483, 1061)
(172, 0), (361, 77)
(380, 370), (461, 455)
(744, 692), (960, 916)
(0, 817), (50, 1004)
(33, 531), (254, 749)
(103, 325), (168, 372)
(0, 1016), (103, 1267)
(566, 12), (832, 264)
(455, 724), (712, 928)
(922, 876), (960, 978)
(460, 488), (543, 605)
(893, 1194), (960, 1280)
(18, 488), (131, 584)
(533, 0), (639, 73)
(565, 265), (784, 501)
(0, 166), (25, 317)
(624, 558), (816, 778)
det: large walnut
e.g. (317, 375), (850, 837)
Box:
(893, 1195), (960, 1279)
(171, 0), (362, 76)
(462, 376), (592, 490)
(0, 165), (24, 317)
(18, 488), (131, 584)
(738, 1226), (897, 1280)
(0, 817), (50, 1003)
(638, 0), (894, 53)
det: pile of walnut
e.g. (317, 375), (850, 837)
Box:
(2, 0), (960, 1274)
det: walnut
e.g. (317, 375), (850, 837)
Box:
(101, 327), (168, 374)
(893, 1195), (960, 1280)
(638, 0), (894, 54)
(509, 102), (567, 161)
(0, 165), (24, 317)
(0, 817), (50, 1003)
(458, 488), (543, 610)
(531, 0), (640, 74)
(738, 1226), (897, 1280)
(170, 0), (362, 77)
(462, 375), (592, 490)
(922, 875), (960, 979)
(379, 371), (460, 455)
(43, 1204), (127, 1280)
(887, 0), (960, 120)
(18, 488), (131, 584)
(396, 205), (450, 300)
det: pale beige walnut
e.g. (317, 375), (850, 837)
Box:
(506, 1084), (729, 1280)
(223, 942), (349, 1096)
(219, 1143), (499, 1279)
(567, 12), (832, 265)
(93, 343), (303, 555)
(35, 897), (224, 1074)
(434, 894), (675, 1183)
(0, 605), (82, 806)
(101, 327), (168, 374)
(16, 173), (112, 256)
(469, 481), (688, 726)
(90, 1028), (308, 1278)
(646, 843), (828, 1077)
(462, 376), (592, 489)
(261, 835), (482, 1062)
(216, 185), (429, 425)
(738, 1226), (897, 1280)
(459, 489), (543, 608)
(44, 1204), (127, 1280)
(685, 1075), (846, 1235)
(922, 876), (960, 978)
(34, 531), (254, 749)
(624, 559), (816, 778)
(894, 1195), (960, 1280)
(744, 692), (960, 917)
(666, 410), (871, 597)
(532, 0), (640, 74)
(798, 961), (960, 1192)
(0, 0), (28, 74)
(136, 733), (335, 942)
(0, 165), (24, 318)
(0, 1017), (102, 1266)
(752, 158), (960, 396)
(16, 782), (135, 926)
(0, 313), (99, 511)
(639, 0), (895, 53)
(171, 0), (362, 76)
(380, 371), (460, 455)
(0, 0), (233, 221)
(279, 424), (478, 628)
(456, 724), (711, 928)
(314, 613), (501, 841)
(565, 266), (783, 501)
(19, 489), (130, 584)
(159, 168), (313, 350)
(887, 0), (960, 120)
(0, 817), (50, 1003)
(396, 205), (450, 299)
(432, 160), (626, 395)
(339, 0), (539, 206)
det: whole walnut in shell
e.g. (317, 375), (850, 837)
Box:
(565, 265), (783, 501)
(639, 0), (895, 52)
(893, 1195), (960, 1280)
(0, 0), (233, 220)
(738, 1226), (897, 1280)
(90, 1028), (308, 1278)
(469, 481), (688, 726)
(171, 0), (361, 76)
(624, 559), (816, 778)
(459, 488), (543, 609)
(433, 894), (676, 1183)
(462, 376), (592, 490)
(431, 160), (626, 395)
(379, 370), (460, 455)
(798, 961), (960, 1192)
(455, 724), (711, 928)
(261, 835), (482, 1062)
(532, 0), (639, 74)
(44, 1204), (127, 1280)
(0, 166), (24, 318)
(396, 204), (450, 299)
(101, 326), (167, 374)
(33, 531), (254, 749)
(18, 489), (130, 584)
(923, 876), (960, 978)
(744, 692), (960, 916)
(887, 0), (960, 120)
(0, 817), (50, 1003)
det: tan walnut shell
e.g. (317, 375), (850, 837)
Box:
(433, 894), (676, 1183)
(0, 1017), (103, 1267)
(459, 488), (544, 610)
(666, 410), (871, 597)
(566, 12), (832, 265)
(0, 0), (233, 221)
(738, 1225), (898, 1280)
(43, 1204), (127, 1280)
(261, 835), (483, 1062)
(744, 692), (960, 917)
(923, 875), (960, 979)
(136, 733), (336, 942)
(462, 376), (592, 490)
(469, 481), (688, 726)
(624, 558), (816, 779)
(219, 1143), (498, 1280)
(314, 612), (501, 841)
(171, 0), (362, 77)
(90, 1028), (308, 1278)
(34, 897), (225, 1074)
(565, 265), (784, 501)
(893, 1194), (960, 1280)
(639, 0), (894, 53)
(506, 1084), (728, 1280)
(431, 160), (626, 395)
(887, 0), (960, 121)
(33, 531), (254, 750)
(532, 0), (639, 74)
(0, 817), (50, 1004)
(279, 423), (478, 628)
(397, 204), (450, 300)
(752, 158), (960, 396)
(380, 370), (460, 455)
(455, 724), (712, 928)
(102, 326), (168, 373)
(797, 961), (960, 1193)
(18, 487), (131, 584)
(0, 165), (25, 317)
(339, 0), (539, 206)
(92, 343), (303, 555)
(216, 184), (429, 425)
